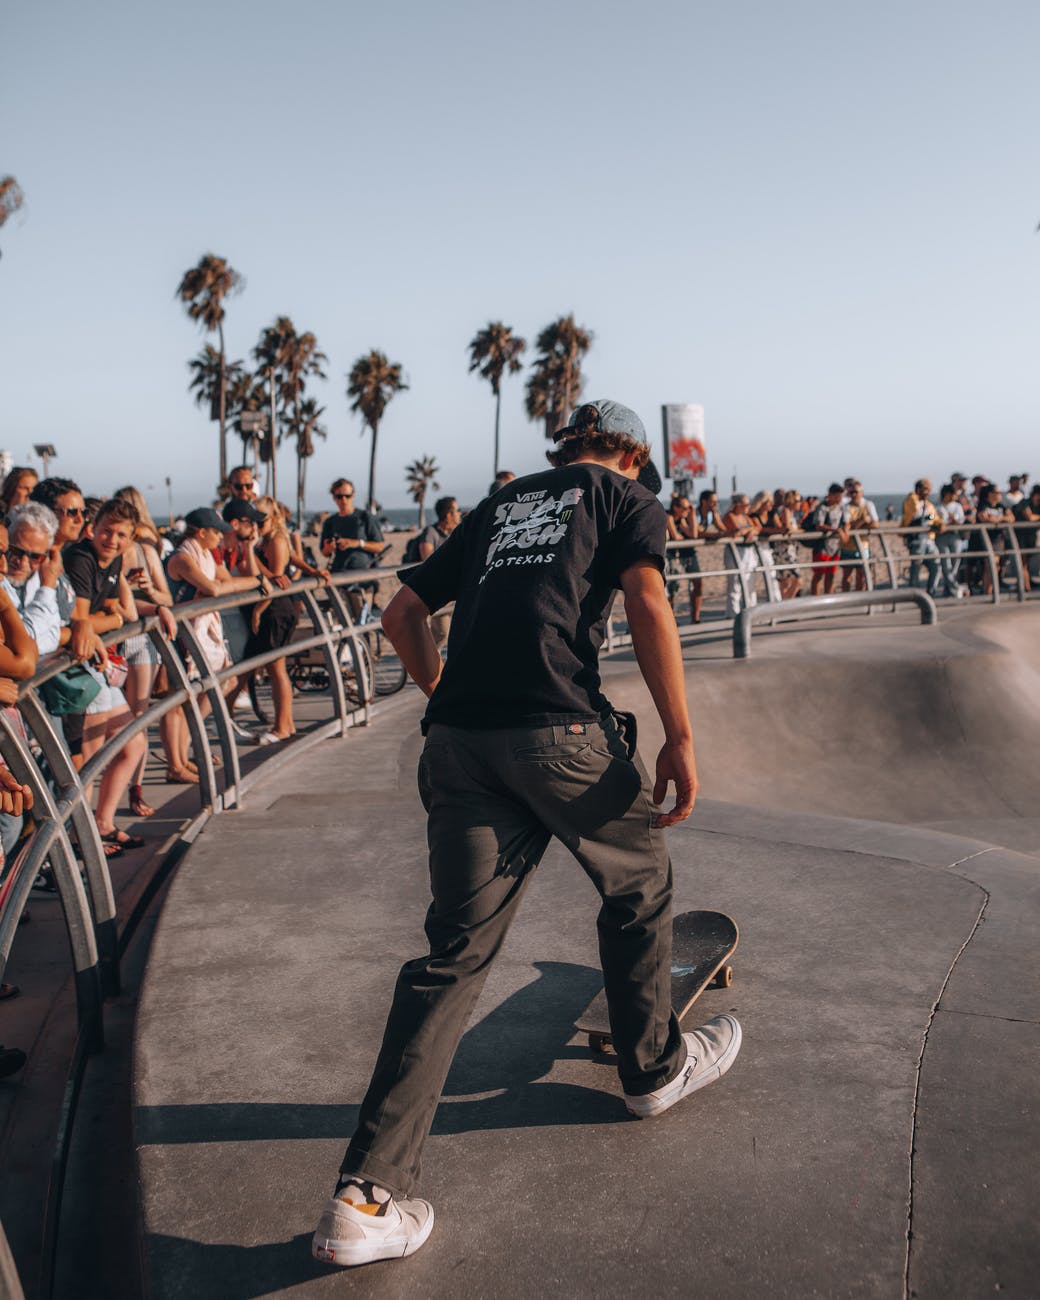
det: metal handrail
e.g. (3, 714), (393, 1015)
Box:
(0, 563), (411, 1299)
(733, 589), (938, 658)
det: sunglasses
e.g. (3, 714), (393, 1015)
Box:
(231, 482), (254, 492)
(333, 492), (354, 500)
(53, 505), (85, 518)
(9, 544), (47, 565)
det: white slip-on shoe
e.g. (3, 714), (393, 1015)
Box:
(311, 1192), (434, 1267)
(624, 1014), (742, 1119)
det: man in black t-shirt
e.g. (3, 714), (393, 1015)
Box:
(319, 477), (384, 575)
(312, 401), (742, 1269)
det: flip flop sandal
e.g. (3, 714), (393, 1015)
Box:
(129, 785), (156, 818)
(100, 830), (145, 851)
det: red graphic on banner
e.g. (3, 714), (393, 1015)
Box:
(668, 436), (707, 479)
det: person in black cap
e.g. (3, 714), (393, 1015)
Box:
(311, 399), (741, 1268)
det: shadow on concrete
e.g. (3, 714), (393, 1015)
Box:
(146, 1232), (325, 1300)
(138, 961), (621, 1151)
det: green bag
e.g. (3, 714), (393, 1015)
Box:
(38, 664), (102, 716)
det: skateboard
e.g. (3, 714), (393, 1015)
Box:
(576, 910), (738, 1054)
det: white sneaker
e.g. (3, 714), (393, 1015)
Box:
(624, 1014), (742, 1118)
(311, 1192), (434, 1267)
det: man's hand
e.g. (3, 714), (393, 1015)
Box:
(0, 677), (19, 707)
(0, 765), (33, 817)
(653, 739), (699, 827)
(69, 618), (97, 662)
(271, 573), (291, 589)
(40, 546), (63, 590)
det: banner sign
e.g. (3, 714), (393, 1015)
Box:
(661, 404), (707, 480)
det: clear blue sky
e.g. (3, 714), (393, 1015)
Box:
(3, 0), (1037, 517)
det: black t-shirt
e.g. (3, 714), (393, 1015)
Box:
(403, 463), (667, 730)
(64, 539), (123, 614)
(1013, 499), (1039, 550)
(319, 510), (384, 573)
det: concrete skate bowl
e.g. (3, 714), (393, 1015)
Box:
(607, 604), (1040, 852)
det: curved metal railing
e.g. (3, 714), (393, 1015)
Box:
(0, 565), (398, 1300)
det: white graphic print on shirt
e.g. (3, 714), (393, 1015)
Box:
(482, 487), (584, 576)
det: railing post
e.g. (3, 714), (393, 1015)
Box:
(1004, 524), (1026, 602)
(0, 712), (105, 1044)
(301, 587), (349, 735)
(13, 692), (120, 1001)
(979, 528), (1000, 604)
(171, 621), (224, 809)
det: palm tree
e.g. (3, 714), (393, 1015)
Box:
(253, 317), (327, 504)
(468, 322), (526, 477)
(287, 397), (328, 525)
(524, 314), (593, 439)
(176, 253), (244, 485)
(0, 176), (25, 259)
(346, 350), (409, 511)
(405, 456), (440, 529)
(188, 345), (246, 422)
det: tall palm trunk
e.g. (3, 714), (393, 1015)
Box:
(295, 396), (304, 527)
(367, 421), (379, 512)
(493, 387), (501, 477)
(218, 321), (228, 486)
(268, 366), (279, 499)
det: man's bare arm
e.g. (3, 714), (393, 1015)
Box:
(380, 585), (443, 698)
(620, 559), (698, 827)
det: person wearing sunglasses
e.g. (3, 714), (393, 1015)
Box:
(226, 466), (258, 501)
(319, 478), (385, 577)
(1, 502), (65, 656)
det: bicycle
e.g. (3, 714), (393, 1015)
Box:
(248, 565), (405, 725)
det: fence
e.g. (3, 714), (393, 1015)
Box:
(0, 569), (383, 1300)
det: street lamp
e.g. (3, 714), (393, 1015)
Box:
(33, 443), (57, 477)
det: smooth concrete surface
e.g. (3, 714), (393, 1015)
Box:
(134, 607), (1039, 1298)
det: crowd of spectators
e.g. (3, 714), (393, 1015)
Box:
(664, 472), (1038, 621)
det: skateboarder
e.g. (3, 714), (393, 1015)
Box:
(312, 399), (742, 1268)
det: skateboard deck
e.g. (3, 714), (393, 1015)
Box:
(576, 910), (738, 1053)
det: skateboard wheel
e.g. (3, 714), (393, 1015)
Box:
(588, 1033), (613, 1054)
(717, 965), (733, 989)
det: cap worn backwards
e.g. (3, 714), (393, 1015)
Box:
(552, 399), (648, 445)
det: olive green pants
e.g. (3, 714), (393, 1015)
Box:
(340, 714), (684, 1195)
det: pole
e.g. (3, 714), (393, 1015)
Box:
(268, 366), (278, 499)
(165, 476), (173, 526)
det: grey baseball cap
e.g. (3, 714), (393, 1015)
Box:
(552, 399), (648, 445)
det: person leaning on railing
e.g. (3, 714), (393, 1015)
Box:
(167, 508), (273, 753)
(722, 493), (760, 616)
(901, 479), (941, 597)
(111, 486), (178, 816)
(975, 482), (1014, 597)
(63, 497), (152, 854)
(1013, 484), (1040, 589)
(0, 519), (38, 871)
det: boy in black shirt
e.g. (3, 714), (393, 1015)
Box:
(312, 401), (742, 1268)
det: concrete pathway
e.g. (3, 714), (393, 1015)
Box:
(133, 611), (1039, 1298)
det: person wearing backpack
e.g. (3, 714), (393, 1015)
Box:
(410, 497), (461, 648)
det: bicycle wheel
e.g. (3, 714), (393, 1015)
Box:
(339, 637), (374, 709)
(369, 630), (407, 696)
